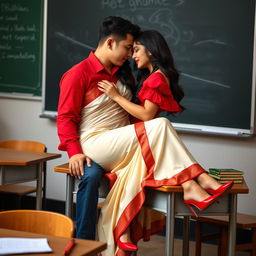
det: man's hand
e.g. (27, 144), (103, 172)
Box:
(69, 153), (92, 179)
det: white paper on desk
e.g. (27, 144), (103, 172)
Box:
(0, 237), (52, 255)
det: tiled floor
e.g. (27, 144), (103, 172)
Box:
(137, 235), (250, 256)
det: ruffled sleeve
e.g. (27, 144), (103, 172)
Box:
(138, 72), (182, 113)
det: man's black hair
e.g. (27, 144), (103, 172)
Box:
(98, 16), (140, 44)
(98, 16), (140, 93)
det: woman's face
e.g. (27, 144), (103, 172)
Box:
(132, 42), (153, 71)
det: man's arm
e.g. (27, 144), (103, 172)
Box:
(57, 70), (90, 178)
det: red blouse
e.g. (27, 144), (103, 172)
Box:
(137, 72), (182, 113)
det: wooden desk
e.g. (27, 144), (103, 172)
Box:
(0, 228), (106, 256)
(54, 163), (249, 256)
(0, 148), (61, 209)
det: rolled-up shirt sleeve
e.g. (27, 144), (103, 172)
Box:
(57, 70), (86, 158)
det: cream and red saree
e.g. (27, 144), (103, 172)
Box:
(79, 81), (205, 256)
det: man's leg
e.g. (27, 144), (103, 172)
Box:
(76, 161), (104, 239)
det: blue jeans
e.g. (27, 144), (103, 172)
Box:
(76, 161), (104, 239)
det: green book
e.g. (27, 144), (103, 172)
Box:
(208, 172), (243, 178)
(209, 173), (243, 177)
(209, 174), (243, 180)
(219, 180), (243, 184)
(209, 168), (244, 175)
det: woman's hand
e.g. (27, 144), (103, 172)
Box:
(98, 80), (120, 100)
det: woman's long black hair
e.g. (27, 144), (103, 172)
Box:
(116, 59), (135, 94)
(134, 30), (184, 109)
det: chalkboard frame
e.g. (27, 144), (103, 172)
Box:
(0, 0), (44, 100)
(41, 0), (256, 136)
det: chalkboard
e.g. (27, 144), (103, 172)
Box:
(42, 0), (256, 136)
(0, 0), (44, 97)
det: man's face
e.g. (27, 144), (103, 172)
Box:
(110, 34), (134, 66)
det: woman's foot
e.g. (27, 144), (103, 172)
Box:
(117, 228), (138, 252)
(182, 178), (234, 217)
(117, 239), (138, 251)
(182, 179), (211, 202)
(184, 193), (221, 217)
(206, 181), (234, 195)
(196, 172), (223, 191)
(182, 179), (222, 217)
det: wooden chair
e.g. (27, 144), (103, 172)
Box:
(0, 210), (74, 238)
(0, 140), (47, 209)
(193, 213), (256, 256)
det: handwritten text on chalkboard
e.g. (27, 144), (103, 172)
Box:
(0, 0), (43, 96)
(0, 3), (36, 63)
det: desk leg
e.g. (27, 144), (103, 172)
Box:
(228, 194), (237, 256)
(42, 162), (47, 210)
(36, 162), (43, 210)
(183, 216), (190, 256)
(65, 174), (74, 218)
(0, 166), (3, 184)
(165, 192), (175, 256)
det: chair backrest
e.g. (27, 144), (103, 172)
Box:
(0, 210), (74, 238)
(0, 140), (46, 153)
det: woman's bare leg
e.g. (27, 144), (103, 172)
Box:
(196, 172), (221, 190)
(181, 172), (224, 202)
(181, 179), (211, 201)
(119, 227), (132, 243)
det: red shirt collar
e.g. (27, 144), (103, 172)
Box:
(88, 51), (119, 75)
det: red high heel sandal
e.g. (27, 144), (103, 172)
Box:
(206, 181), (234, 195)
(117, 239), (138, 252)
(184, 193), (221, 217)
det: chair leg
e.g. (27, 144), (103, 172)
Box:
(251, 228), (256, 256)
(42, 162), (47, 209)
(218, 227), (228, 256)
(195, 221), (202, 256)
(0, 193), (5, 210)
(16, 195), (22, 209)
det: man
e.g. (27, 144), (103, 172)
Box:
(57, 16), (140, 239)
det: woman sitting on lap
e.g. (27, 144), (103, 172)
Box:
(97, 30), (233, 255)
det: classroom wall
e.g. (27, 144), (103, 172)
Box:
(0, 97), (256, 215)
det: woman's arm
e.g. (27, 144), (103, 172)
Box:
(98, 80), (159, 121)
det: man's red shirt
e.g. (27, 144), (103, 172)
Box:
(57, 51), (119, 157)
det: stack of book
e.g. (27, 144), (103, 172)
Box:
(208, 168), (244, 184)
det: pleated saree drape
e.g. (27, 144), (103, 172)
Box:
(79, 81), (205, 256)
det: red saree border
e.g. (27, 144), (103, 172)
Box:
(134, 122), (155, 179)
(112, 121), (205, 255)
(85, 86), (104, 106)
(142, 163), (206, 188)
(113, 189), (146, 241)
(105, 172), (117, 189)
(116, 249), (132, 256)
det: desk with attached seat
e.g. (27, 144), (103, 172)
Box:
(0, 148), (61, 209)
(193, 213), (256, 256)
(54, 163), (249, 256)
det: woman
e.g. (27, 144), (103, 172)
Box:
(97, 30), (233, 255)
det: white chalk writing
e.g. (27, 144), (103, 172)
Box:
(1, 51), (35, 62)
(0, 3), (38, 64)
(1, 3), (29, 12)
(102, 0), (169, 11)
